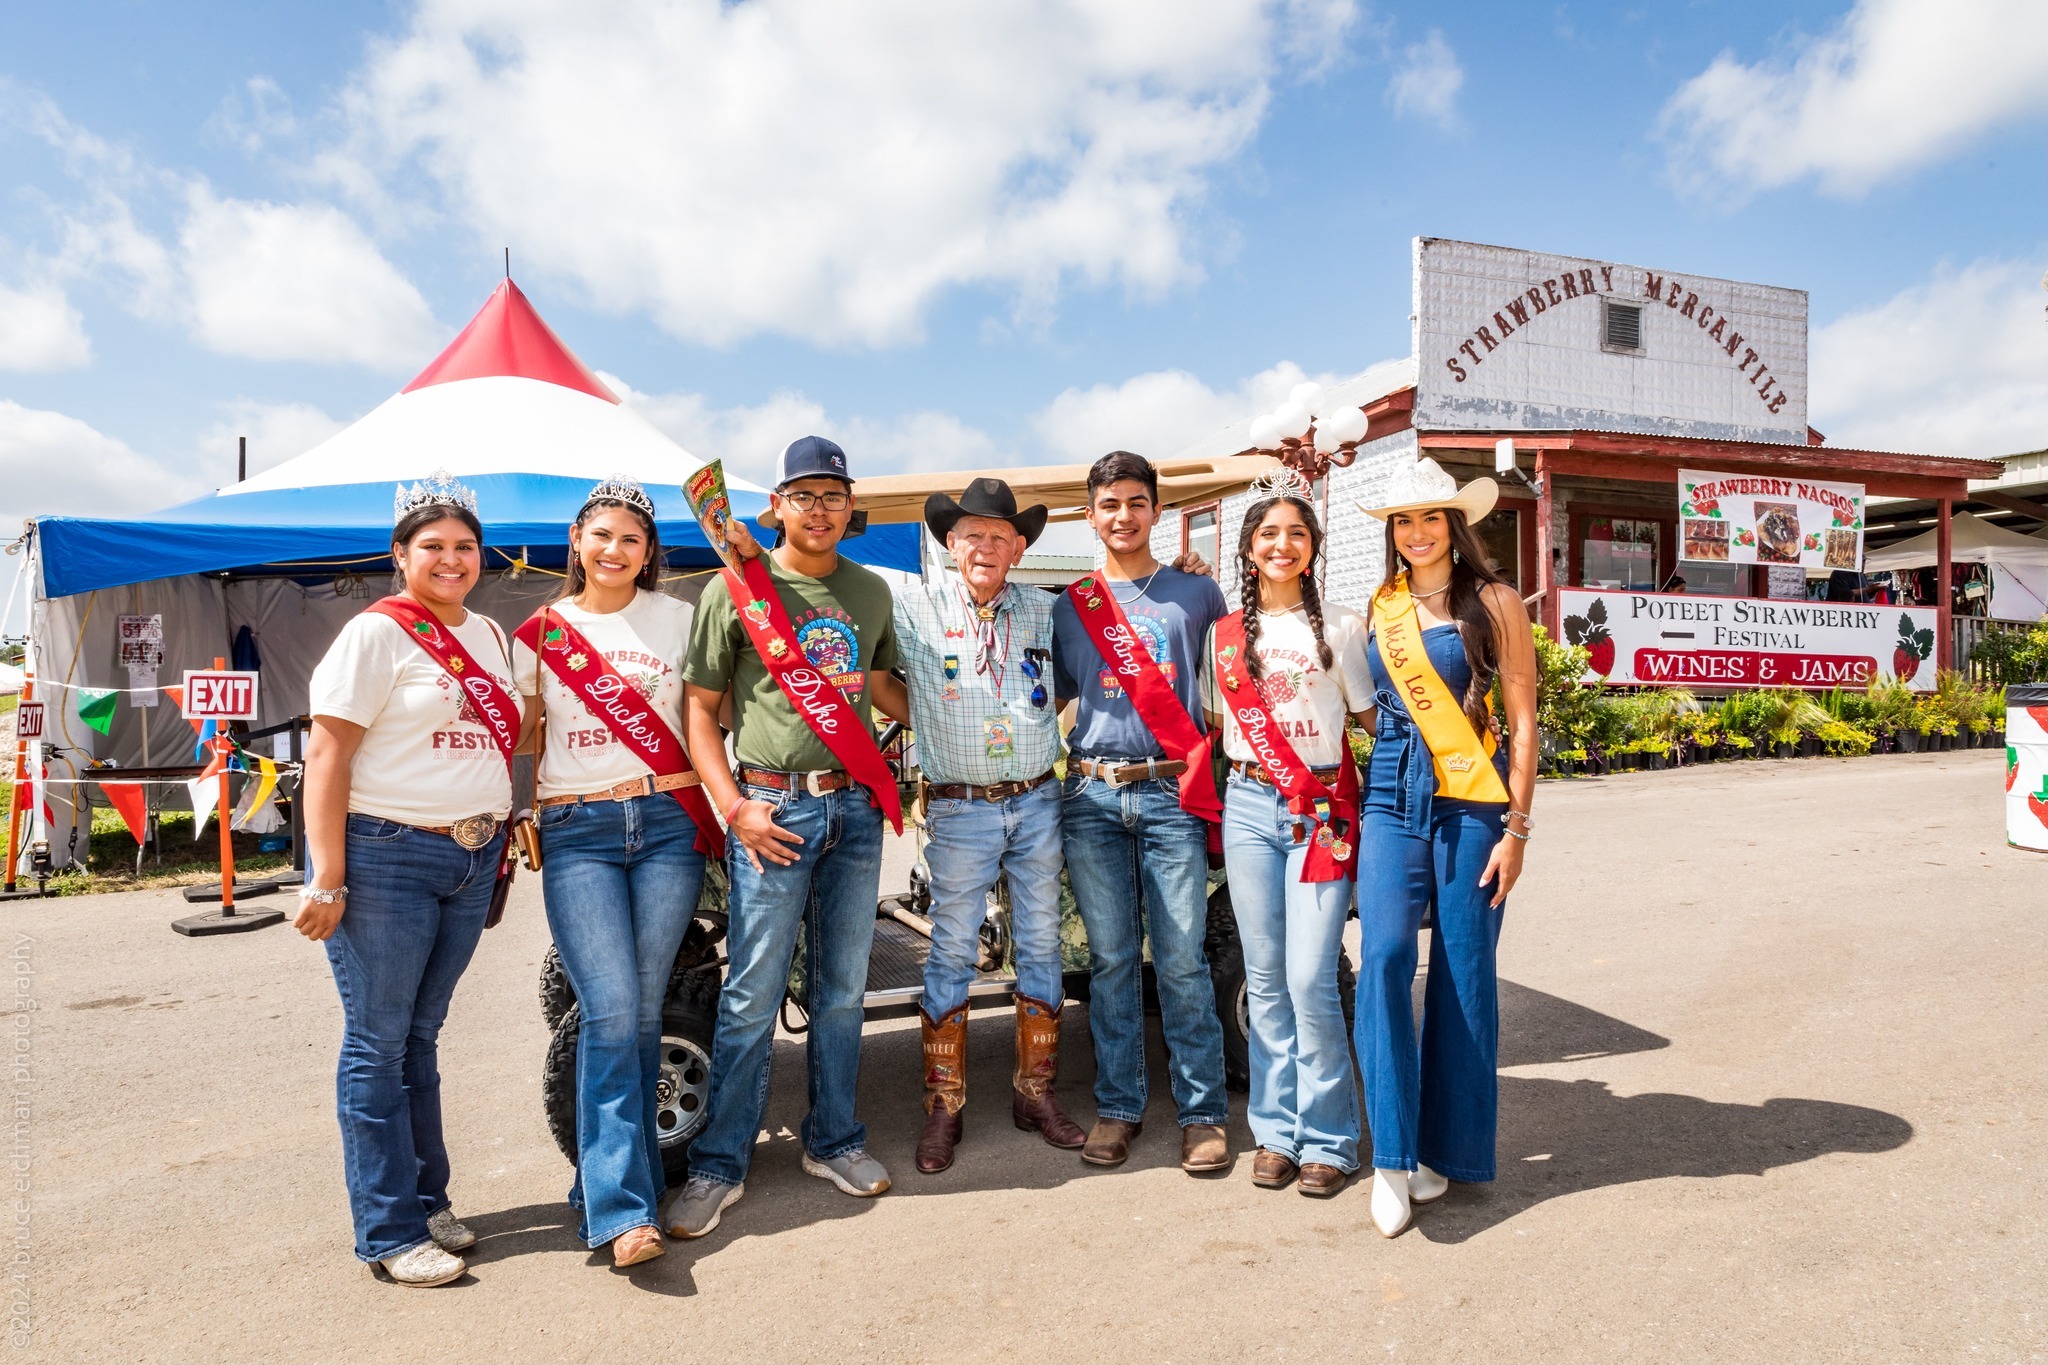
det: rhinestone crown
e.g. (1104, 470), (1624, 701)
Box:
(581, 473), (656, 517)
(394, 469), (479, 521)
(1247, 465), (1314, 501)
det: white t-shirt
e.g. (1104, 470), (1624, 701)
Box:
(510, 590), (693, 800)
(309, 608), (522, 825)
(1203, 601), (1374, 767)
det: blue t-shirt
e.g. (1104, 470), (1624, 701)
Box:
(1052, 567), (1227, 760)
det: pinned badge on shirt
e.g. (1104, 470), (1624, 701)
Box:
(767, 637), (790, 659)
(941, 683), (962, 702)
(983, 715), (1015, 759)
(742, 599), (772, 627)
(1331, 840), (1353, 862)
(1316, 823), (1335, 848)
(942, 654), (960, 680)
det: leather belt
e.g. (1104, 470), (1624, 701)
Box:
(927, 769), (1055, 803)
(537, 771), (702, 809)
(1075, 756), (1187, 787)
(413, 813), (502, 850)
(738, 766), (856, 796)
(1229, 758), (1341, 788)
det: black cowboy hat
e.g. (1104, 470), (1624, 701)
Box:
(923, 477), (1048, 548)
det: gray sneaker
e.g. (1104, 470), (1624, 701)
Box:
(427, 1207), (476, 1252)
(665, 1175), (743, 1239)
(802, 1149), (891, 1197)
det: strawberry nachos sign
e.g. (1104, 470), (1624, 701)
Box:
(1679, 469), (1864, 572)
(1561, 590), (1937, 690)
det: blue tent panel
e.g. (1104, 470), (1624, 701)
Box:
(35, 473), (920, 597)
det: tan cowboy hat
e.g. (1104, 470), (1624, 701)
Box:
(1355, 456), (1498, 522)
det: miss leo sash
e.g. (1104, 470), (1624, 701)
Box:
(1370, 575), (1510, 804)
(721, 556), (904, 834)
(512, 609), (726, 858)
(1213, 612), (1359, 882)
(1065, 573), (1223, 827)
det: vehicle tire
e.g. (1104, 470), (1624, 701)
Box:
(538, 945), (576, 1032)
(542, 975), (721, 1186)
(1205, 885), (1250, 1094)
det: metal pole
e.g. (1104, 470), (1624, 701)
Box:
(1534, 451), (1557, 636)
(237, 436), (246, 484)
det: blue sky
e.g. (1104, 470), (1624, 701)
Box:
(1, 0), (2042, 530)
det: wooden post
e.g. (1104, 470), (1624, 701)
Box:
(1534, 450), (1557, 635)
(1935, 496), (1953, 673)
(3, 673), (31, 893)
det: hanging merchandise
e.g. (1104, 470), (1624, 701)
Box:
(230, 757), (282, 833)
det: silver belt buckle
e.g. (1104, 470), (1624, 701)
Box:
(1095, 759), (1132, 789)
(448, 814), (498, 849)
(803, 770), (833, 797)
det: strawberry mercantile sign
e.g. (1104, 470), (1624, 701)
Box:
(1560, 589), (1938, 690)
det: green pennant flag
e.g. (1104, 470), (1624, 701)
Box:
(76, 688), (119, 735)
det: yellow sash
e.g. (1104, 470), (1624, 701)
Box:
(1372, 575), (1510, 804)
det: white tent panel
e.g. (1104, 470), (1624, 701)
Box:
(1862, 512), (2048, 571)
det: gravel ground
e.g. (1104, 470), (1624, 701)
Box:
(6, 752), (2042, 1363)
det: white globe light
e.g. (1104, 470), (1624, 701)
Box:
(1248, 414), (1282, 451)
(1319, 404), (1369, 447)
(1272, 402), (1312, 440)
(1289, 381), (1324, 411)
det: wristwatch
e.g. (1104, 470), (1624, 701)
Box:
(299, 885), (348, 905)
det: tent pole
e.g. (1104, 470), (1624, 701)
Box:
(3, 671), (30, 893)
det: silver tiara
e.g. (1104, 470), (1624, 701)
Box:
(1248, 466), (1314, 501)
(582, 473), (656, 517)
(394, 469), (479, 520)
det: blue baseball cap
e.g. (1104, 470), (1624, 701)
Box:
(776, 435), (852, 488)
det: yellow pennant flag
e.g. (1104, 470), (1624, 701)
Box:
(231, 757), (281, 831)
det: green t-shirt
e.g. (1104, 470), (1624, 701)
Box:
(683, 552), (902, 773)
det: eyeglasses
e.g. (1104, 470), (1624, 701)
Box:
(778, 489), (852, 512)
(1020, 652), (1047, 708)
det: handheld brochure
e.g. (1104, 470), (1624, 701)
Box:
(682, 460), (740, 573)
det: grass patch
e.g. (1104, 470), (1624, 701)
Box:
(3, 803), (292, 896)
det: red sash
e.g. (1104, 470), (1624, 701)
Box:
(721, 556), (903, 834)
(368, 596), (520, 779)
(1213, 613), (1359, 883)
(1065, 572), (1222, 828)
(513, 609), (726, 858)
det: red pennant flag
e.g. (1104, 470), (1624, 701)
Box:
(102, 783), (149, 846)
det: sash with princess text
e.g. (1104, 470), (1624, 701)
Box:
(368, 596), (520, 779)
(513, 610), (725, 858)
(1213, 612), (1359, 882)
(1065, 574), (1222, 827)
(1370, 576), (1510, 804)
(721, 556), (903, 833)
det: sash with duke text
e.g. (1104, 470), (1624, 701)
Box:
(1370, 575), (1510, 804)
(513, 610), (725, 857)
(722, 556), (903, 833)
(1065, 573), (1222, 828)
(1213, 612), (1359, 882)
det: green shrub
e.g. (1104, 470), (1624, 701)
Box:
(1532, 627), (1599, 753)
(1968, 618), (2048, 685)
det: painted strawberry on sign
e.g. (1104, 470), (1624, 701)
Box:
(1891, 612), (1933, 683)
(1563, 597), (1615, 680)
(2008, 745), (2020, 793)
(2031, 775), (2048, 832)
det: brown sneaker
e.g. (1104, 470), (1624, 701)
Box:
(611, 1225), (665, 1267)
(1251, 1148), (1298, 1189)
(1081, 1118), (1141, 1167)
(1181, 1123), (1229, 1173)
(1298, 1163), (1348, 1198)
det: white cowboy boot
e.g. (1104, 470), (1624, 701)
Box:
(1370, 1168), (1412, 1238)
(1409, 1164), (1449, 1204)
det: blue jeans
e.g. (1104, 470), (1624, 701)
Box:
(540, 794), (705, 1246)
(1060, 773), (1226, 1128)
(320, 814), (502, 1263)
(1221, 776), (1361, 1171)
(1354, 797), (1506, 1182)
(922, 778), (1064, 1016)
(688, 784), (884, 1184)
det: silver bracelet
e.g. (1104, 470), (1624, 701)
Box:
(1502, 827), (1531, 842)
(298, 885), (348, 905)
(1503, 809), (1534, 829)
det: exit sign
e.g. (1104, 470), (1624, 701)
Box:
(181, 670), (260, 721)
(13, 702), (43, 740)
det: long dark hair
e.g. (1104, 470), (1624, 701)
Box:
(559, 497), (664, 600)
(390, 504), (484, 594)
(1234, 492), (1333, 682)
(1377, 508), (1509, 733)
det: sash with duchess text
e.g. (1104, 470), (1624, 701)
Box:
(721, 556), (903, 833)
(512, 610), (725, 858)
(1065, 574), (1222, 827)
(368, 596), (520, 779)
(1212, 612), (1359, 882)
(1370, 575), (1510, 804)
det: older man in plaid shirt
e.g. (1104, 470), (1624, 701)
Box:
(894, 477), (1083, 1174)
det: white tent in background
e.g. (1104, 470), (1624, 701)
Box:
(1865, 512), (2048, 623)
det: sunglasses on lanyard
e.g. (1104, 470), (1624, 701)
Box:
(1019, 650), (1048, 708)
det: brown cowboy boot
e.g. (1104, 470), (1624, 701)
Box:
(915, 1003), (969, 1174)
(1011, 995), (1087, 1149)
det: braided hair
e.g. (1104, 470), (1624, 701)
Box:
(1235, 492), (1334, 682)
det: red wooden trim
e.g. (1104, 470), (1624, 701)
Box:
(1516, 497), (1538, 591)
(1179, 499), (1221, 558)
(1416, 429), (2001, 481)
(1936, 497), (1953, 671)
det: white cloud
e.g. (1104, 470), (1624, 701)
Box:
(331, 0), (1358, 347)
(177, 188), (442, 367)
(0, 278), (91, 371)
(1811, 256), (2048, 458)
(200, 400), (350, 480)
(1660, 0), (2048, 197)
(1384, 30), (1463, 128)
(0, 401), (200, 531)
(1034, 360), (1353, 461)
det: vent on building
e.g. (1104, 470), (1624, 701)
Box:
(1602, 300), (1643, 354)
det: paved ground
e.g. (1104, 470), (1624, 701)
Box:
(6, 753), (2042, 1362)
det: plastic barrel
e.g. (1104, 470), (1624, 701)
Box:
(2007, 684), (2048, 853)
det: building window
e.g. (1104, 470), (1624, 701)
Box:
(1601, 299), (1644, 355)
(1183, 501), (1221, 575)
(1581, 517), (1660, 590)
(1475, 508), (1521, 590)
(1673, 562), (1748, 597)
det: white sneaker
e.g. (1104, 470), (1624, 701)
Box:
(1370, 1169), (1412, 1238)
(802, 1148), (892, 1197)
(379, 1242), (466, 1287)
(1409, 1164), (1449, 1205)
(427, 1207), (477, 1252)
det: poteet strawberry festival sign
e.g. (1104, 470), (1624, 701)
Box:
(1561, 590), (1937, 691)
